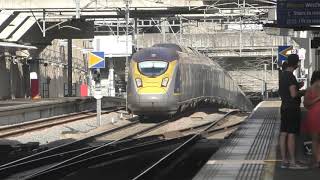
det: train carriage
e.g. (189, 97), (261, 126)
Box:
(127, 43), (252, 116)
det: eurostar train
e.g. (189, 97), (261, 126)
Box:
(127, 44), (252, 116)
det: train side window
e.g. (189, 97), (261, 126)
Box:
(186, 47), (195, 55)
(192, 48), (200, 56)
(174, 66), (181, 93)
(187, 47), (200, 56)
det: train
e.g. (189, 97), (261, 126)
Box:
(127, 43), (253, 116)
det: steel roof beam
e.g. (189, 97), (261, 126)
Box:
(8, 17), (36, 42)
(0, 10), (14, 26)
(203, 0), (276, 6)
(0, 41), (37, 49)
(0, 13), (28, 40)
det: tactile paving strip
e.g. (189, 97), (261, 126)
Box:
(193, 102), (279, 180)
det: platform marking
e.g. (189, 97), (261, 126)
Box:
(206, 159), (281, 165)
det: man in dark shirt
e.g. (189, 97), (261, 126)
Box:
(279, 54), (306, 169)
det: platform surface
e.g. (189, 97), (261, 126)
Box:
(0, 97), (124, 112)
(0, 97), (85, 111)
(193, 100), (320, 180)
(0, 97), (124, 126)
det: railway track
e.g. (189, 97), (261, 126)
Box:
(0, 117), (139, 173)
(0, 111), (193, 179)
(0, 110), (246, 180)
(132, 110), (243, 180)
(0, 107), (124, 138)
(5, 110), (245, 180)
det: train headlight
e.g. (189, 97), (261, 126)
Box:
(135, 78), (143, 87)
(161, 77), (169, 87)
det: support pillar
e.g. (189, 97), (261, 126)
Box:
(68, 39), (73, 97)
(134, 16), (138, 50)
(161, 18), (166, 43)
(179, 17), (182, 44)
(9, 60), (15, 99)
(264, 64), (268, 99)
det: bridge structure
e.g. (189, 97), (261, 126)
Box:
(0, 0), (278, 49)
(136, 32), (289, 58)
(0, 0), (286, 99)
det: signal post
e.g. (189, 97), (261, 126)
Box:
(88, 52), (105, 126)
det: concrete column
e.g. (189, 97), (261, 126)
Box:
(134, 16), (138, 50)
(22, 62), (30, 98)
(179, 17), (182, 44)
(161, 18), (166, 43)
(68, 39), (73, 96)
(9, 60), (15, 99)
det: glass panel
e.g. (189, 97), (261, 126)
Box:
(138, 61), (168, 77)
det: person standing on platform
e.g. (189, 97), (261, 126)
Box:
(282, 61), (288, 71)
(279, 54), (307, 169)
(303, 70), (320, 168)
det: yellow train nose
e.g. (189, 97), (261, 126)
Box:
(137, 87), (167, 94)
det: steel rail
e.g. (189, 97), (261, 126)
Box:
(0, 135), (164, 178)
(3, 112), (245, 178)
(179, 110), (241, 133)
(0, 116), (139, 170)
(6, 110), (243, 179)
(132, 110), (240, 180)
(25, 135), (194, 180)
(1, 111), (188, 177)
(23, 114), (183, 179)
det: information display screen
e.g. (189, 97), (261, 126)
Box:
(277, 0), (320, 27)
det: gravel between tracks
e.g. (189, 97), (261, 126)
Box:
(141, 108), (233, 137)
(207, 113), (248, 139)
(3, 112), (132, 147)
(1, 108), (246, 148)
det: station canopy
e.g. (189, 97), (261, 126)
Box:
(0, 0), (276, 45)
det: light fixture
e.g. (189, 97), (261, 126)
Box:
(59, 25), (81, 31)
(161, 77), (169, 87)
(155, 0), (164, 4)
(135, 78), (143, 87)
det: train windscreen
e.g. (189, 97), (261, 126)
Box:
(138, 61), (168, 77)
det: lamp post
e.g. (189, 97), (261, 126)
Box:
(264, 63), (268, 99)
(124, 0), (132, 112)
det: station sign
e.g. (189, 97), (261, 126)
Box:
(93, 35), (132, 57)
(278, 46), (293, 65)
(88, 51), (105, 69)
(277, 0), (320, 27)
(94, 88), (103, 99)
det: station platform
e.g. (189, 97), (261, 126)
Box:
(193, 100), (320, 180)
(0, 97), (124, 126)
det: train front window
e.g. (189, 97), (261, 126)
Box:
(138, 61), (168, 77)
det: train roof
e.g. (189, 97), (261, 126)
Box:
(132, 43), (203, 62)
(152, 43), (183, 52)
(153, 43), (201, 56)
(132, 46), (179, 62)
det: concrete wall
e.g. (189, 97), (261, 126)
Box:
(137, 32), (286, 50)
(0, 56), (11, 99)
(0, 55), (30, 99)
(0, 39), (91, 100)
(37, 39), (90, 98)
(229, 70), (279, 94)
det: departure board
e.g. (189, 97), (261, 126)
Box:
(277, 0), (320, 27)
